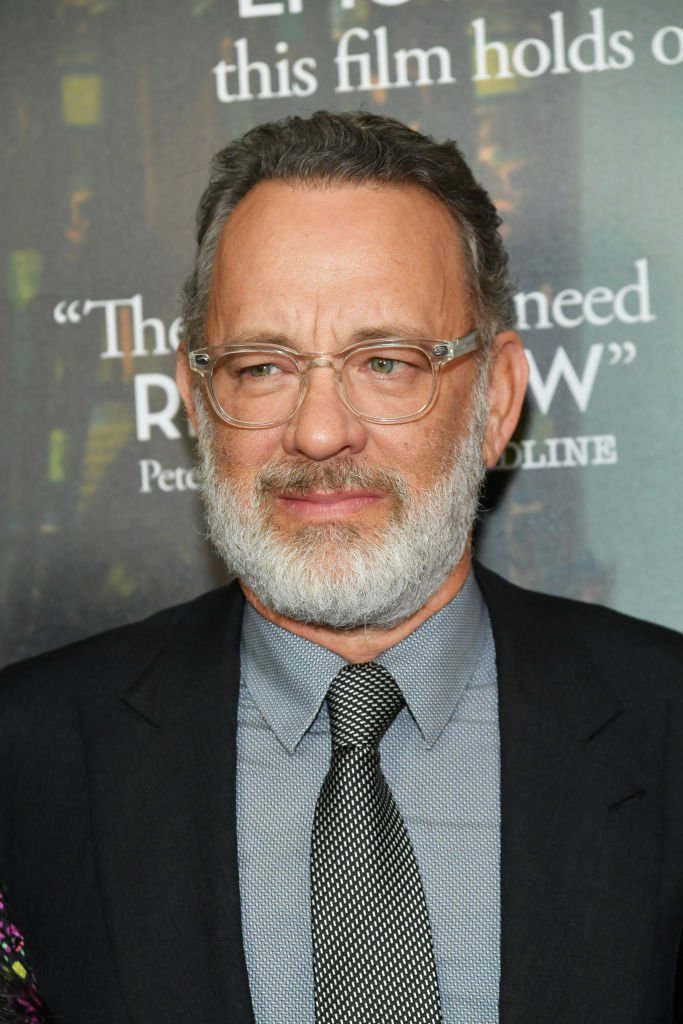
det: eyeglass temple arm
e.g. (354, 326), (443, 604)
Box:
(431, 330), (478, 361)
(190, 351), (211, 371)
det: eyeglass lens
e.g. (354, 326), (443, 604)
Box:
(209, 345), (435, 424)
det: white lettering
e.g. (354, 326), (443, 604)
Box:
(139, 459), (199, 493)
(168, 317), (184, 351)
(496, 434), (618, 471)
(238, 0), (302, 17)
(521, 438), (549, 468)
(560, 436), (591, 466)
(514, 290), (552, 331)
(82, 294), (175, 359)
(552, 288), (585, 328)
(335, 25), (455, 93)
(471, 18), (514, 80)
(214, 39), (318, 102)
(374, 26), (392, 89)
(566, 7), (610, 73)
(292, 56), (318, 96)
(82, 298), (133, 359)
(592, 434), (618, 465)
(583, 285), (615, 326)
(651, 25), (683, 65)
(497, 442), (523, 470)
(526, 344), (604, 414)
(471, 9), (634, 81)
(236, 37), (276, 100)
(129, 293), (169, 357)
(213, 60), (236, 102)
(139, 458), (161, 493)
(614, 258), (656, 323)
(608, 29), (635, 69)
(515, 259), (656, 330)
(335, 27), (373, 93)
(543, 437), (564, 468)
(393, 44), (455, 87)
(512, 37), (553, 78)
(134, 373), (182, 441)
(549, 11), (570, 74)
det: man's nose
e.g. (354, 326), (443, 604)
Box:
(280, 365), (368, 461)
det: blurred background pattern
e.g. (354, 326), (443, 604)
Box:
(1, 0), (681, 664)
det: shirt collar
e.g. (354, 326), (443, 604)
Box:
(240, 571), (490, 753)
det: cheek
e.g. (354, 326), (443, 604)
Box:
(211, 427), (285, 482)
(366, 423), (454, 488)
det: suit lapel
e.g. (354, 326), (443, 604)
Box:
(79, 585), (254, 1024)
(77, 564), (668, 1023)
(476, 564), (667, 1024)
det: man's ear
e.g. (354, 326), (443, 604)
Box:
(175, 341), (200, 435)
(483, 331), (528, 468)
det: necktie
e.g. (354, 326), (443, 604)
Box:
(310, 662), (443, 1024)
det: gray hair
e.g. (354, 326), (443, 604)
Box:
(181, 110), (514, 355)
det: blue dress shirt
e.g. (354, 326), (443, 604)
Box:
(236, 572), (500, 1023)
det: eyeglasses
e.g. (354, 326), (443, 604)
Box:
(189, 331), (478, 428)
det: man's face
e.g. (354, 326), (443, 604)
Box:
(183, 181), (495, 628)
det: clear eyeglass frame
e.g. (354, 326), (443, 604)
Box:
(188, 330), (479, 428)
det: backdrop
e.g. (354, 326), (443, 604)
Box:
(2, 0), (681, 666)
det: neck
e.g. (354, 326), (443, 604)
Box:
(240, 552), (472, 662)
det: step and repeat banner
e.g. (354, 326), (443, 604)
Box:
(1, 0), (681, 664)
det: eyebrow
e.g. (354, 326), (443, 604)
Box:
(349, 323), (430, 343)
(221, 331), (293, 347)
(220, 323), (431, 350)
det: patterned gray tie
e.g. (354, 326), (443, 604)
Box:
(310, 662), (443, 1024)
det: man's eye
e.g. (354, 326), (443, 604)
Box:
(243, 362), (281, 377)
(368, 356), (400, 374)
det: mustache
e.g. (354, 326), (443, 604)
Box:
(254, 458), (410, 501)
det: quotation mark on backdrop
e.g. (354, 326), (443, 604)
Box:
(53, 300), (84, 324)
(607, 341), (637, 364)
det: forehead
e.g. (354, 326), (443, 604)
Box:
(206, 180), (468, 343)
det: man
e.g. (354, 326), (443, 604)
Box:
(1, 111), (682, 1024)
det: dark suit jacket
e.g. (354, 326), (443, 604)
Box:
(1, 563), (682, 1024)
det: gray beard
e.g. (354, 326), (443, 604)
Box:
(195, 382), (488, 630)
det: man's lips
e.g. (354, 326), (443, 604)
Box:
(275, 490), (386, 519)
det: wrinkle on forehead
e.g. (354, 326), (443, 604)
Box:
(206, 180), (469, 349)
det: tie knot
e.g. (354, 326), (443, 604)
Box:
(326, 662), (405, 749)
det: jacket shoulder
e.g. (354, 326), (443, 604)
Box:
(0, 584), (244, 703)
(474, 561), (683, 697)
